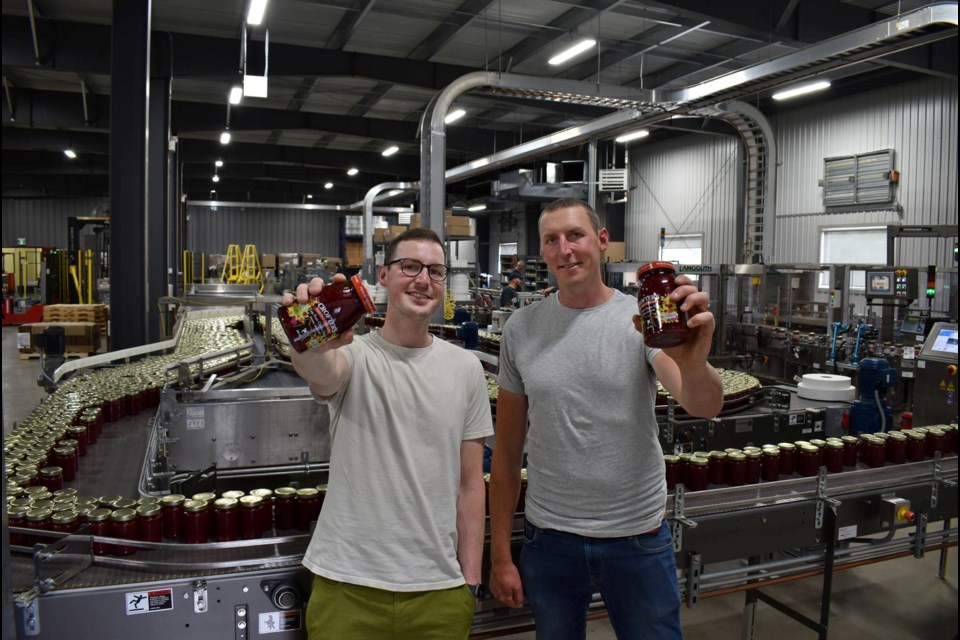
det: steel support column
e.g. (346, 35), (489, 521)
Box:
(109, 0), (151, 348)
(149, 37), (172, 343)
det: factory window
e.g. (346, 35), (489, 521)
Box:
(818, 226), (887, 290)
(662, 234), (703, 282)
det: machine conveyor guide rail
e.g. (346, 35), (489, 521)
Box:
(815, 467), (842, 530)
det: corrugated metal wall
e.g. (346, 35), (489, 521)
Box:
(772, 76), (957, 267)
(626, 134), (740, 263)
(1, 197), (109, 247)
(185, 205), (341, 256)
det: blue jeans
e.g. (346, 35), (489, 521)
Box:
(519, 519), (682, 640)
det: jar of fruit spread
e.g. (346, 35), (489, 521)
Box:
(633, 262), (691, 348)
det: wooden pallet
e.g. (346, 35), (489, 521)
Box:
(19, 351), (93, 360)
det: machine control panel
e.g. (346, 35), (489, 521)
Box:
(865, 267), (918, 300)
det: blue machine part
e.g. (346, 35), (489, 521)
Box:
(849, 358), (898, 435)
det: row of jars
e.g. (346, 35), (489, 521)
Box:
(665, 424), (957, 492)
(8, 485), (328, 554)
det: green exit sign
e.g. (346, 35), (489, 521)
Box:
(17, 238), (26, 246)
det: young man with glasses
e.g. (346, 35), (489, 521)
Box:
(488, 199), (722, 639)
(283, 228), (493, 638)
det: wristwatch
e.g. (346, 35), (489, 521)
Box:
(467, 583), (487, 600)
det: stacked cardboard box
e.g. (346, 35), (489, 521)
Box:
(44, 304), (109, 336)
(444, 211), (474, 237)
(18, 322), (100, 356)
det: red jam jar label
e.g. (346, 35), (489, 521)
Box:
(634, 261), (691, 348)
(277, 273), (376, 353)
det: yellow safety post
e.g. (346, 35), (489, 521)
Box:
(221, 244), (242, 283)
(85, 250), (94, 305)
(238, 244), (264, 292)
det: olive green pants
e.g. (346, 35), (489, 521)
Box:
(305, 574), (476, 639)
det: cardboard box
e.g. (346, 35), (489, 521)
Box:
(18, 322), (100, 355)
(374, 228), (387, 244)
(385, 225), (408, 242)
(410, 213), (421, 229)
(277, 253), (300, 269)
(602, 242), (625, 263)
(445, 219), (474, 237)
(345, 242), (364, 267)
(260, 254), (277, 269)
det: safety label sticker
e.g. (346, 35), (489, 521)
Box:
(838, 525), (858, 541)
(259, 610), (302, 633)
(185, 406), (205, 430)
(125, 588), (174, 615)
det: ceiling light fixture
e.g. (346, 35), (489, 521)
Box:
(229, 86), (243, 105)
(324, 182), (333, 189)
(772, 80), (831, 101)
(548, 38), (596, 66)
(63, 149), (77, 159)
(467, 204), (487, 212)
(445, 109), (466, 124)
(220, 131), (231, 145)
(246, 0), (268, 26)
(347, 167), (359, 176)
(215, 159), (224, 168)
(212, 174), (220, 183)
(381, 145), (399, 157)
(615, 129), (650, 143)
(306, 194), (313, 199)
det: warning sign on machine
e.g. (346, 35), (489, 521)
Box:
(125, 588), (174, 615)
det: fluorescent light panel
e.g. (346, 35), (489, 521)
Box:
(381, 145), (399, 157)
(220, 131), (231, 144)
(549, 38), (596, 66)
(63, 149), (77, 159)
(215, 159), (223, 168)
(246, 0), (268, 25)
(445, 109), (466, 124)
(324, 182), (333, 189)
(615, 129), (649, 143)
(229, 86), (243, 105)
(347, 167), (359, 176)
(212, 174), (220, 183)
(467, 204), (486, 212)
(772, 80), (831, 101)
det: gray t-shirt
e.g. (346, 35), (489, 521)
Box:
(303, 331), (494, 591)
(498, 290), (666, 537)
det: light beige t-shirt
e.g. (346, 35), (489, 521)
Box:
(302, 331), (494, 591)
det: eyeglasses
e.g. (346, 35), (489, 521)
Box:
(386, 258), (448, 282)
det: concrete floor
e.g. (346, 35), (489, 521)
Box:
(2, 326), (958, 639)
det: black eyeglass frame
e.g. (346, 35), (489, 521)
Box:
(385, 258), (448, 282)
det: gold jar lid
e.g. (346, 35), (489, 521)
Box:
(809, 439), (827, 447)
(794, 440), (809, 448)
(26, 508), (54, 522)
(663, 455), (680, 464)
(160, 494), (186, 507)
(40, 466), (64, 477)
(927, 427), (945, 436)
(727, 452), (746, 462)
(693, 451), (711, 459)
(8, 504), (31, 517)
(221, 490), (245, 500)
(113, 498), (138, 510)
(214, 497), (239, 510)
(295, 488), (319, 499)
(873, 432), (890, 440)
(239, 495), (264, 508)
(138, 496), (162, 506)
(841, 436), (859, 444)
(906, 430), (926, 440)
(762, 447), (780, 456)
(24, 486), (51, 498)
(52, 511), (79, 525)
(136, 504), (161, 518)
(724, 448), (741, 455)
(800, 444), (819, 453)
(689, 455), (709, 466)
(827, 440), (844, 449)
(182, 499), (208, 513)
(191, 492), (217, 503)
(99, 494), (123, 507)
(678, 453), (693, 462)
(888, 432), (907, 442)
(111, 508), (137, 523)
(708, 450), (727, 459)
(53, 488), (78, 498)
(250, 488), (273, 499)
(274, 487), (297, 498)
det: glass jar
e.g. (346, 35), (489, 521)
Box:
(277, 273), (377, 353)
(633, 262), (691, 348)
(760, 447), (780, 482)
(707, 451), (727, 486)
(239, 495), (264, 540)
(925, 428), (947, 457)
(160, 494), (185, 541)
(906, 430), (927, 462)
(725, 452), (746, 486)
(886, 431), (907, 464)
(80, 414), (99, 445)
(51, 510), (81, 535)
(840, 436), (859, 467)
(66, 426), (89, 455)
(676, 453), (692, 486)
(110, 508), (138, 556)
(295, 488), (321, 531)
(86, 508), (112, 556)
(25, 508), (54, 546)
(38, 466), (64, 493)
(273, 487), (297, 530)
(182, 499), (211, 544)
(744, 450), (761, 484)
(777, 442), (797, 476)
(864, 436), (886, 468)
(663, 455), (680, 490)
(685, 456), (709, 491)
(250, 488), (274, 533)
(52, 445), (78, 482)
(213, 498), (239, 542)
(798, 445), (821, 477)
(8, 505), (30, 546)
(137, 504), (162, 542)
(809, 439), (827, 468)
(824, 441), (844, 473)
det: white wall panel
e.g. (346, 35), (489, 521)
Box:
(626, 134), (739, 263)
(771, 77), (957, 267)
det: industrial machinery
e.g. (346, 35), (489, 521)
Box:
(848, 358), (898, 435)
(912, 322), (959, 426)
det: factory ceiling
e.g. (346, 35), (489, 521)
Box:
(1, 0), (956, 204)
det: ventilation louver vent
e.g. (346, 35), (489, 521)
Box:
(599, 168), (627, 191)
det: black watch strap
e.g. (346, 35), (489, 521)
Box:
(467, 583), (486, 599)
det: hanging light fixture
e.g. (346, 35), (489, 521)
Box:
(548, 38), (596, 66)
